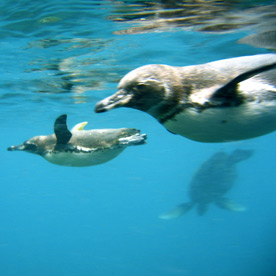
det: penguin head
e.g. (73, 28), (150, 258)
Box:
(95, 65), (174, 117)
(8, 135), (56, 156)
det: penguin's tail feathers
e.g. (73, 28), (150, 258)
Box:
(159, 202), (193, 220)
(118, 131), (147, 146)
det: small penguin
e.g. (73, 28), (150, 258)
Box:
(159, 149), (254, 219)
(8, 115), (147, 167)
(95, 54), (276, 142)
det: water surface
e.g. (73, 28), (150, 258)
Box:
(1, 1), (276, 276)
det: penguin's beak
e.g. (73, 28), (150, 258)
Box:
(7, 144), (25, 151)
(95, 89), (133, 113)
(8, 143), (37, 152)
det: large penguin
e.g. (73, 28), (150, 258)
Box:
(95, 54), (276, 142)
(8, 115), (147, 167)
(159, 149), (254, 219)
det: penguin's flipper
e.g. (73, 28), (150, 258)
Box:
(211, 62), (276, 104)
(215, 197), (246, 212)
(159, 202), (193, 220)
(54, 114), (72, 147)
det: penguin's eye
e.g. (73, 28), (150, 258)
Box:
(24, 143), (37, 151)
(134, 84), (149, 95)
(136, 83), (147, 90)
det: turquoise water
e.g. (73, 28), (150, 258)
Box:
(1, 1), (276, 275)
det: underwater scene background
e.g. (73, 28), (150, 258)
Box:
(0, 1), (276, 275)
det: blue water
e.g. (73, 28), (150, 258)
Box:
(1, 1), (276, 275)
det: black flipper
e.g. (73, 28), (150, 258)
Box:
(211, 62), (276, 104)
(167, 129), (176, 135)
(54, 114), (72, 149)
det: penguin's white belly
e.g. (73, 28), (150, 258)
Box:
(44, 147), (125, 167)
(164, 101), (276, 142)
